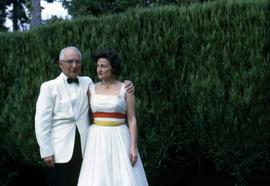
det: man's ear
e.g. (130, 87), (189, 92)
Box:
(58, 60), (62, 67)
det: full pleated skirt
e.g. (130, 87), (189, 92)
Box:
(77, 124), (148, 186)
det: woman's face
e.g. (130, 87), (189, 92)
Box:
(96, 58), (113, 80)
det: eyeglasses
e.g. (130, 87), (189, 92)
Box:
(61, 60), (81, 65)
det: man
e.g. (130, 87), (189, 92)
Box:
(35, 46), (134, 186)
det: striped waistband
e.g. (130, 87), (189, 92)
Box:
(93, 120), (125, 126)
(93, 112), (126, 126)
(93, 112), (126, 118)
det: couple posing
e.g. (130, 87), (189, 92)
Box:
(35, 46), (148, 186)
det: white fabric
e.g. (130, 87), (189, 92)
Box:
(89, 84), (127, 114)
(64, 73), (81, 120)
(35, 73), (93, 163)
(78, 83), (148, 186)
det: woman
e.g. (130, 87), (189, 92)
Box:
(77, 49), (148, 186)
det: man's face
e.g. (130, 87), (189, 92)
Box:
(59, 48), (81, 79)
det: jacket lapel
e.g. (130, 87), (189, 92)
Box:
(57, 75), (74, 117)
(75, 76), (84, 119)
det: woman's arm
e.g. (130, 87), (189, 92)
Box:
(126, 92), (138, 166)
(87, 89), (93, 123)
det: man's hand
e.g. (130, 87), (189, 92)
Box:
(124, 80), (135, 94)
(43, 155), (54, 168)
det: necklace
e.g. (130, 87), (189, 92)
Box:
(101, 81), (115, 89)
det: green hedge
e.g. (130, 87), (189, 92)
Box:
(0, 0), (269, 185)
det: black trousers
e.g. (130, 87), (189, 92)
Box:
(47, 127), (82, 186)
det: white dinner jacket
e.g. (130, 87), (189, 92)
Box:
(35, 73), (93, 163)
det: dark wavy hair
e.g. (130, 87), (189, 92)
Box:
(94, 49), (122, 76)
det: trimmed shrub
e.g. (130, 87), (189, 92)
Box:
(0, 0), (269, 185)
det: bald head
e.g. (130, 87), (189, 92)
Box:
(59, 46), (81, 61)
(58, 46), (82, 78)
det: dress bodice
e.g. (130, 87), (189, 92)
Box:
(89, 83), (127, 114)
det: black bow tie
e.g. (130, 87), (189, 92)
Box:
(67, 78), (79, 84)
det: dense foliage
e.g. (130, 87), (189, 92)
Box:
(0, 0), (269, 185)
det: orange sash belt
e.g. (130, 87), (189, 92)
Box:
(93, 112), (126, 119)
(93, 112), (126, 126)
